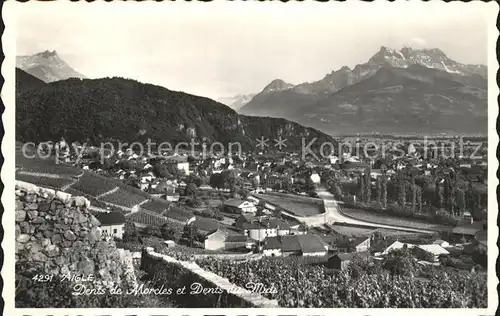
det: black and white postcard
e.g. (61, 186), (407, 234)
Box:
(1, 1), (498, 315)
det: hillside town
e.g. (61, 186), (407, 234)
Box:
(12, 1), (493, 310)
(18, 135), (488, 263)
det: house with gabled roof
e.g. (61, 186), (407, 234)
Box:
(414, 244), (450, 262)
(262, 234), (328, 257)
(223, 198), (257, 214)
(380, 240), (415, 256)
(225, 234), (256, 250)
(95, 211), (126, 239)
(204, 229), (228, 251)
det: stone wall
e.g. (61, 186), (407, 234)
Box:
(141, 247), (278, 307)
(15, 181), (137, 289)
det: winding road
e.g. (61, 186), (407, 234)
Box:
(258, 186), (437, 234)
(315, 186), (436, 234)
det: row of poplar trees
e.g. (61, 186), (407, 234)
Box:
(358, 167), (388, 209)
(357, 166), (483, 217)
(434, 169), (467, 216)
(358, 166), (423, 213)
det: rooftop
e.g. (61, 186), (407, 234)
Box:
(417, 244), (450, 256)
(95, 211), (126, 225)
(223, 198), (250, 208)
(331, 251), (371, 262)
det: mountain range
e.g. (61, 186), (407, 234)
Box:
(16, 75), (335, 151)
(238, 46), (488, 135)
(217, 79), (294, 110)
(16, 50), (86, 83)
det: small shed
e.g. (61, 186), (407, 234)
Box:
(328, 251), (370, 270)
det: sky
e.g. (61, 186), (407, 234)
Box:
(13, 1), (496, 100)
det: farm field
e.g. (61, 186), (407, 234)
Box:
(15, 172), (75, 190)
(70, 172), (118, 196)
(161, 205), (195, 223)
(140, 199), (171, 214)
(100, 187), (148, 208)
(127, 210), (176, 227)
(340, 207), (453, 232)
(257, 194), (324, 217)
(16, 151), (83, 177)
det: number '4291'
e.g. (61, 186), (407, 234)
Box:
(32, 274), (54, 282)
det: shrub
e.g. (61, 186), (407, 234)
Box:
(433, 209), (458, 226)
(202, 209), (215, 218)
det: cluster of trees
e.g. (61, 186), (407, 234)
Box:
(344, 163), (486, 222)
(209, 170), (239, 192)
(209, 170), (251, 198)
(356, 167), (390, 209)
(192, 206), (224, 221)
(433, 170), (486, 219)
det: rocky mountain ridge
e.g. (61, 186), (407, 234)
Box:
(16, 50), (87, 83)
(239, 46), (487, 134)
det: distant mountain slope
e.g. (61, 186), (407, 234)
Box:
(16, 67), (46, 92)
(239, 46), (487, 134)
(16, 50), (86, 82)
(16, 77), (334, 150)
(297, 65), (487, 134)
(239, 79), (295, 116)
(217, 93), (256, 111)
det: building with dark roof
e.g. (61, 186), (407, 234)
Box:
(225, 234), (256, 250)
(262, 234), (329, 257)
(223, 198), (257, 214)
(94, 211), (126, 239)
(328, 251), (370, 270)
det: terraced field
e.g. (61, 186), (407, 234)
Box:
(14, 143), (208, 227)
(69, 172), (118, 196)
(127, 210), (176, 227)
(162, 206), (196, 223)
(15, 172), (75, 190)
(16, 152), (83, 177)
(140, 199), (171, 214)
(100, 187), (148, 208)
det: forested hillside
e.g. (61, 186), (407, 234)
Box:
(16, 77), (335, 150)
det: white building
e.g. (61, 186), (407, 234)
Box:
(95, 212), (127, 240)
(242, 218), (290, 241)
(380, 241), (415, 256)
(414, 244), (450, 262)
(328, 155), (340, 164)
(310, 172), (321, 184)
